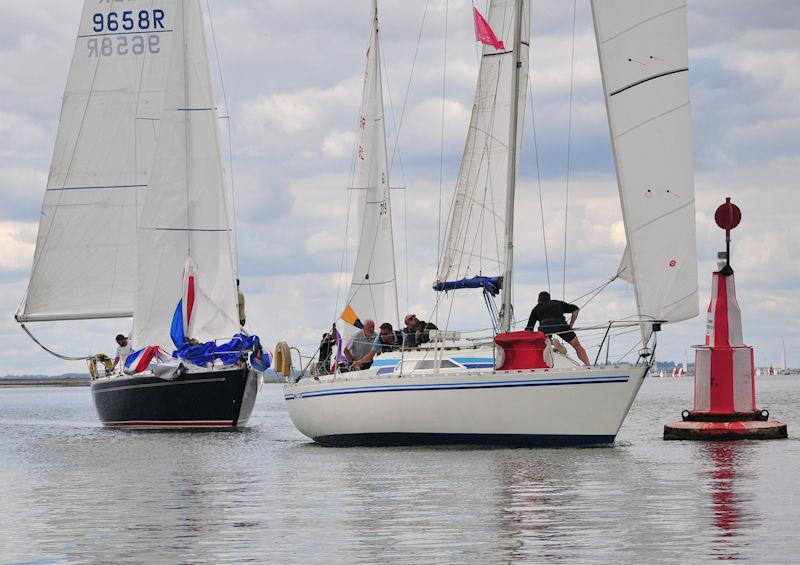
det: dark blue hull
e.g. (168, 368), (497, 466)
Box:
(312, 433), (616, 448)
(90, 367), (259, 428)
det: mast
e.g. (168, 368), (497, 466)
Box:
(782, 341), (787, 372)
(375, 0), (401, 327)
(500, 0), (524, 333)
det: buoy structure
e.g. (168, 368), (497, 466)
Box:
(664, 198), (787, 440)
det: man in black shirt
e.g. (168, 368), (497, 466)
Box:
(402, 313), (438, 348)
(526, 291), (591, 366)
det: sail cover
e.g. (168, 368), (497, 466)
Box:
(19, 0), (176, 322)
(435, 0), (529, 287)
(134, 0), (239, 350)
(591, 1), (698, 324)
(342, 1), (399, 330)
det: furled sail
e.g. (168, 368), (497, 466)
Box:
(342, 0), (399, 330)
(19, 0), (176, 322)
(435, 0), (529, 288)
(591, 1), (699, 326)
(134, 0), (239, 350)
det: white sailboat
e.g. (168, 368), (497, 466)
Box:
(780, 341), (789, 375)
(17, 0), (263, 428)
(284, 0), (698, 446)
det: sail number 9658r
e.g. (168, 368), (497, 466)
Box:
(92, 10), (166, 33)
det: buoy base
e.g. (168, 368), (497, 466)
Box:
(664, 419), (787, 441)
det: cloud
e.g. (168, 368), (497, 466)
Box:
(0, 0), (798, 374)
(0, 222), (37, 271)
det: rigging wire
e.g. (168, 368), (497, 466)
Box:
(527, 73), (550, 293)
(20, 324), (90, 362)
(206, 0), (240, 275)
(437, 0), (449, 273)
(387, 0), (430, 174)
(562, 0), (578, 300)
(381, 3), (431, 319)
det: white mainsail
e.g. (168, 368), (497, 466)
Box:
(19, 0), (176, 322)
(134, 0), (239, 350)
(343, 0), (399, 329)
(436, 0), (529, 288)
(592, 1), (699, 327)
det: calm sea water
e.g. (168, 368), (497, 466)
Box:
(1, 376), (799, 564)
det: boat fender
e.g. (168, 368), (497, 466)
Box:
(543, 338), (555, 368)
(274, 342), (293, 378)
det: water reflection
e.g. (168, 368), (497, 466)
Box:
(704, 443), (759, 561)
(1, 382), (797, 563)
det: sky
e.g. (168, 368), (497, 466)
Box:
(0, 0), (798, 375)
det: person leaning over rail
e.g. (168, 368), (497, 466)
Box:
(525, 291), (591, 366)
(111, 334), (133, 372)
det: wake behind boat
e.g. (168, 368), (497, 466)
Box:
(283, 0), (698, 447)
(16, 0), (268, 429)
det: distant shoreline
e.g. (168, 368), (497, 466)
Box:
(1, 376), (284, 387)
(0, 379), (90, 387)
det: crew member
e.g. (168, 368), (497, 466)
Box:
(526, 291), (591, 366)
(111, 334), (133, 372)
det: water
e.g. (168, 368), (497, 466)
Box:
(1, 377), (799, 564)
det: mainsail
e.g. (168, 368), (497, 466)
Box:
(134, 0), (239, 349)
(342, 0), (399, 330)
(591, 1), (699, 326)
(435, 0), (529, 291)
(18, 0), (176, 322)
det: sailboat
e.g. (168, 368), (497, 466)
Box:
(16, 0), (263, 428)
(284, 0), (698, 446)
(780, 341), (789, 375)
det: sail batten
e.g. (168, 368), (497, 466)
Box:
(592, 0), (699, 328)
(20, 0), (177, 322)
(342, 0), (399, 330)
(133, 0), (239, 350)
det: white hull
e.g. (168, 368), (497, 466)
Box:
(284, 349), (648, 446)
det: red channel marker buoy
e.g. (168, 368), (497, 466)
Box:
(663, 198), (787, 440)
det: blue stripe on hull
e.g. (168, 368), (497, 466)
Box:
(285, 375), (630, 400)
(312, 432), (617, 448)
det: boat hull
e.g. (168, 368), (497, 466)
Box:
(285, 366), (649, 447)
(91, 367), (260, 429)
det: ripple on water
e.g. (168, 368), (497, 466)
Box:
(0, 378), (799, 563)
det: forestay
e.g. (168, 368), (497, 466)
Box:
(435, 0), (529, 287)
(343, 0), (399, 330)
(134, 0), (239, 350)
(592, 1), (699, 327)
(19, 0), (176, 322)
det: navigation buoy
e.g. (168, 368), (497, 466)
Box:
(664, 198), (787, 440)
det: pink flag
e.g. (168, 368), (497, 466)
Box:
(473, 7), (505, 50)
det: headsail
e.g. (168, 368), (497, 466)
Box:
(342, 0), (399, 330)
(435, 0), (529, 293)
(18, 0), (176, 322)
(591, 1), (699, 328)
(134, 0), (239, 350)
